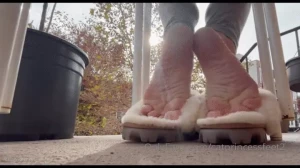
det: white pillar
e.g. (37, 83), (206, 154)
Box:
(1, 3), (31, 114)
(252, 3), (276, 93)
(0, 3), (22, 114)
(132, 3), (144, 106)
(141, 3), (152, 95)
(264, 3), (295, 120)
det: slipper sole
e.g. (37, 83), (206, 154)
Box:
(196, 122), (267, 145)
(122, 123), (198, 143)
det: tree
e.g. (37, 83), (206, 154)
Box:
(40, 3), (207, 135)
(45, 4), (140, 135)
(39, 3), (48, 31)
(46, 3), (57, 33)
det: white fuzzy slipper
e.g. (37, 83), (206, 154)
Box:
(196, 88), (283, 145)
(121, 90), (202, 143)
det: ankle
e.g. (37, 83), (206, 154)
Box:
(217, 33), (236, 54)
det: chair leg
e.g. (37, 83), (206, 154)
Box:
(2, 3), (31, 114)
(264, 3), (295, 121)
(0, 3), (22, 114)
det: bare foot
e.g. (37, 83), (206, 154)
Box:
(141, 24), (194, 120)
(193, 27), (261, 118)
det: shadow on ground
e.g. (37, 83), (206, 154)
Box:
(1, 133), (300, 165)
(66, 135), (300, 165)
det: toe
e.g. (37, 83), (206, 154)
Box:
(148, 110), (160, 117)
(141, 105), (153, 115)
(242, 97), (262, 110)
(164, 110), (181, 120)
(207, 97), (231, 115)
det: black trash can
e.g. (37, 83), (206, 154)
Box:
(286, 56), (300, 92)
(0, 28), (89, 141)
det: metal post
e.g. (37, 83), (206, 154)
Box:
(295, 30), (300, 56)
(1, 3), (31, 114)
(141, 3), (152, 95)
(132, 3), (143, 106)
(252, 3), (276, 93)
(296, 95), (299, 128)
(264, 3), (295, 120)
(246, 57), (249, 73)
(0, 3), (22, 114)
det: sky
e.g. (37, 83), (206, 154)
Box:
(29, 3), (300, 63)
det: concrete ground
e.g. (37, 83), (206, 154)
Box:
(1, 133), (300, 165)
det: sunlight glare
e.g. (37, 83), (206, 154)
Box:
(149, 35), (162, 46)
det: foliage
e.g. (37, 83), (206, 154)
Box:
(191, 57), (206, 89)
(34, 3), (207, 135)
(30, 3), (255, 135)
(46, 3), (57, 33)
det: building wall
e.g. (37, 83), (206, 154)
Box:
(248, 60), (263, 87)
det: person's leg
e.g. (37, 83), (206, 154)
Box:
(193, 3), (262, 117)
(158, 3), (199, 35)
(141, 3), (199, 120)
(205, 3), (251, 50)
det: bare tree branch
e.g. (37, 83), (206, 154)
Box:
(39, 3), (48, 31)
(46, 3), (57, 33)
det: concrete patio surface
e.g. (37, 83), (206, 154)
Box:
(1, 133), (300, 165)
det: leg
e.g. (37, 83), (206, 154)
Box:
(141, 3), (199, 120)
(205, 3), (251, 49)
(193, 3), (261, 117)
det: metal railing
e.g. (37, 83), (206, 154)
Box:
(240, 25), (300, 73)
(131, 3), (295, 121)
(240, 24), (300, 129)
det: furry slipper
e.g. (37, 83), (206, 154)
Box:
(121, 90), (202, 143)
(196, 88), (283, 145)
